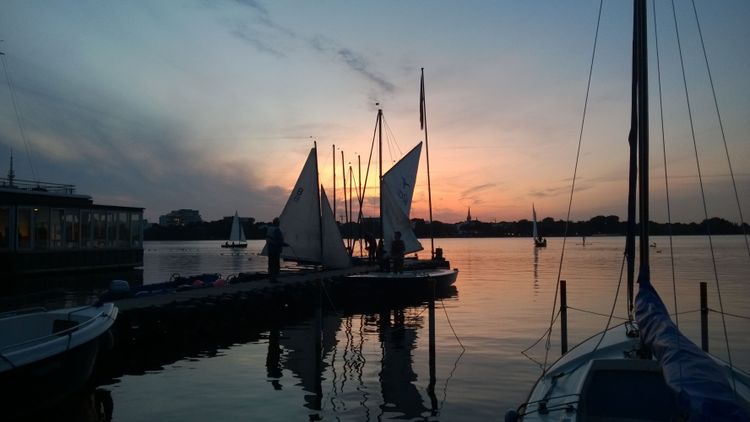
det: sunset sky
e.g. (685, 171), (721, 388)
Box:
(1, 1), (748, 225)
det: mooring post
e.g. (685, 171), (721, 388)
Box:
(560, 279), (568, 354)
(700, 281), (708, 352)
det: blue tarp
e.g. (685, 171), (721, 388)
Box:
(635, 267), (748, 421)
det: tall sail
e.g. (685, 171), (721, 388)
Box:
(381, 142), (424, 255)
(273, 148), (322, 263)
(229, 211), (246, 242)
(532, 205), (539, 240)
(320, 187), (351, 269)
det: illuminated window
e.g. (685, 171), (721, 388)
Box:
(34, 207), (50, 250)
(18, 207), (32, 249)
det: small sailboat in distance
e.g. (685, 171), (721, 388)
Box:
(532, 204), (547, 248)
(221, 211), (247, 248)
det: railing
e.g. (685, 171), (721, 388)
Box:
(0, 177), (76, 194)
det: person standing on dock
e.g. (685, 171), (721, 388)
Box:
(390, 231), (405, 273)
(266, 217), (284, 281)
(365, 232), (377, 263)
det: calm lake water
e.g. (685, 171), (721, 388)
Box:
(23, 236), (750, 420)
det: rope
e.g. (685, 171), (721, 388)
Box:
(708, 309), (750, 321)
(567, 306), (628, 321)
(670, 0), (736, 391)
(651, 0), (679, 328)
(689, 0), (750, 261)
(319, 278), (340, 317)
(543, 0), (604, 375)
(0, 52), (39, 181)
(440, 298), (465, 351)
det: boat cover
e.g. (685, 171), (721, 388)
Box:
(635, 267), (748, 421)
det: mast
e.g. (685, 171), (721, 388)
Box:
(314, 141), (324, 259)
(420, 68), (435, 258)
(333, 144), (336, 223)
(636, 0), (650, 274)
(340, 150), (347, 249)
(378, 107), (384, 243)
(625, 0), (639, 317)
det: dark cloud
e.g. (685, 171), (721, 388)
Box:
(0, 67), (286, 222)
(309, 36), (395, 94)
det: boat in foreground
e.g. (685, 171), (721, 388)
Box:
(0, 302), (118, 411)
(512, 1), (749, 420)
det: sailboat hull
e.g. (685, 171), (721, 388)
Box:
(346, 268), (458, 290)
(514, 323), (750, 421)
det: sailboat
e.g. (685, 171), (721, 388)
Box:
(511, 1), (749, 420)
(532, 204), (547, 248)
(261, 144), (351, 269)
(221, 211), (247, 248)
(347, 106), (458, 289)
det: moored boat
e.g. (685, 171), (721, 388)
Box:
(511, 1), (749, 420)
(0, 302), (118, 412)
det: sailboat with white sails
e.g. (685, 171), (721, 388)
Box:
(261, 144), (351, 269)
(221, 211), (247, 248)
(532, 204), (547, 248)
(511, 1), (749, 420)
(347, 98), (457, 288)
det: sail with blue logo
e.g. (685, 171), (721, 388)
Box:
(381, 142), (424, 256)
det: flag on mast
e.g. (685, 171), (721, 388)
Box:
(419, 69), (425, 130)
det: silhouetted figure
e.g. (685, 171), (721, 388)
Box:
(365, 232), (377, 263)
(391, 231), (405, 273)
(266, 217), (284, 281)
(376, 238), (389, 272)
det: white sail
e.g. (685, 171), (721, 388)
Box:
(275, 148), (322, 263)
(532, 204), (539, 240)
(228, 211), (246, 242)
(381, 142), (423, 255)
(320, 187), (351, 268)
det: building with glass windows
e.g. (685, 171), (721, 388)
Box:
(0, 178), (143, 277)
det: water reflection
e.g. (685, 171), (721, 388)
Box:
(10, 388), (113, 422)
(268, 285), (457, 420)
(533, 246), (539, 294)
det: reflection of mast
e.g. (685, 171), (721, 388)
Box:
(377, 308), (428, 419)
(533, 246), (539, 293)
(427, 296), (438, 415)
(266, 328), (282, 390)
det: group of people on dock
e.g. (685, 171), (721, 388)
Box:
(363, 231), (405, 273)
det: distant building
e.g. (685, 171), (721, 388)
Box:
(159, 209), (202, 226)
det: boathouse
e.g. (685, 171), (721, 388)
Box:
(0, 177), (143, 277)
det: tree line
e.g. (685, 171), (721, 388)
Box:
(144, 215), (748, 241)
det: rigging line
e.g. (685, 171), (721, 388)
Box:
(566, 306), (628, 321)
(439, 347), (465, 412)
(652, 0), (679, 328)
(0, 53), (38, 181)
(707, 309), (750, 321)
(670, 0), (736, 392)
(439, 298), (465, 351)
(587, 253), (627, 358)
(542, 0), (604, 375)
(319, 278), (341, 317)
(521, 309), (561, 355)
(690, 0), (750, 260)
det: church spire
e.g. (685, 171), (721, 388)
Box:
(467, 207), (472, 222)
